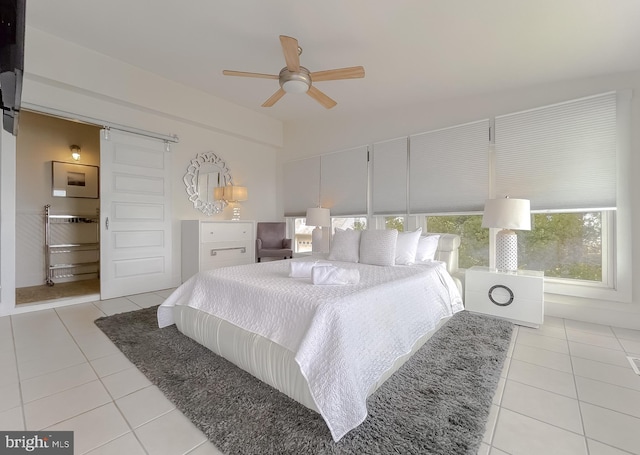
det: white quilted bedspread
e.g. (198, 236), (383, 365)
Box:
(157, 259), (463, 441)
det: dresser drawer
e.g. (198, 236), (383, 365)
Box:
(465, 266), (544, 328)
(200, 222), (252, 243)
(199, 242), (250, 268)
(465, 290), (543, 325)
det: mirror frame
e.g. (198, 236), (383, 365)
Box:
(183, 151), (232, 216)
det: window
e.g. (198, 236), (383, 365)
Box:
(331, 216), (367, 232)
(293, 218), (313, 253)
(291, 216), (367, 254)
(425, 215), (489, 269)
(384, 216), (405, 232)
(424, 211), (608, 284)
(520, 211), (607, 283)
(284, 90), (630, 301)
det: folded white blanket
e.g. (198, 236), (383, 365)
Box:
(312, 265), (360, 285)
(289, 261), (332, 278)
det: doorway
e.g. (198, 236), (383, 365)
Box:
(15, 111), (101, 305)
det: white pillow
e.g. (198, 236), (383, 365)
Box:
(395, 228), (422, 265)
(416, 234), (440, 262)
(327, 228), (361, 263)
(359, 229), (398, 266)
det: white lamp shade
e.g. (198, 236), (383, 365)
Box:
(306, 207), (330, 227)
(222, 185), (248, 202)
(213, 186), (225, 201)
(482, 198), (531, 230)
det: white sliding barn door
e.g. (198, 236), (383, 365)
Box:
(100, 130), (172, 299)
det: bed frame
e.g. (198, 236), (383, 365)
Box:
(170, 233), (462, 414)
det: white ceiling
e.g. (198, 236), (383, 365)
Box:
(26, 0), (640, 123)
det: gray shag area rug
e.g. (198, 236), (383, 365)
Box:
(95, 307), (513, 455)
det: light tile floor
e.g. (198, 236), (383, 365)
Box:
(1, 292), (640, 454)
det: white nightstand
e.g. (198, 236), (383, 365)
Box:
(465, 266), (544, 328)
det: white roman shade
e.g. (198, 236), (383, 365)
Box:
(494, 92), (617, 211)
(320, 146), (368, 216)
(409, 119), (489, 213)
(283, 157), (320, 217)
(372, 137), (408, 215)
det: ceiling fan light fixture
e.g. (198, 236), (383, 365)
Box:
(282, 79), (309, 94)
(279, 66), (311, 94)
(223, 36), (365, 108)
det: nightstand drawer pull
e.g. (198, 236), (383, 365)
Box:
(488, 285), (514, 306)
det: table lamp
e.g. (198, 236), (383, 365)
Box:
(482, 197), (531, 272)
(306, 207), (331, 253)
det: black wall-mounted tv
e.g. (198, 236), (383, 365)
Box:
(0, 0), (25, 136)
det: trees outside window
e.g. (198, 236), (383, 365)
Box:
(426, 215), (489, 269)
(384, 216), (405, 232)
(426, 212), (605, 282)
(520, 212), (602, 281)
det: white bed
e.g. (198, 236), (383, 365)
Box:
(158, 233), (463, 441)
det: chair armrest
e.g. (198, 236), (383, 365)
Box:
(283, 238), (292, 249)
(256, 239), (263, 250)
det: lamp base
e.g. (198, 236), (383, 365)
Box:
(311, 227), (323, 254)
(232, 206), (241, 221)
(496, 229), (518, 272)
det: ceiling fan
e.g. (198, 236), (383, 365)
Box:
(222, 35), (365, 109)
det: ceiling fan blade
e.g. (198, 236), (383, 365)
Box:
(262, 88), (286, 107)
(222, 70), (279, 79)
(307, 86), (337, 109)
(279, 35), (300, 72)
(310, 66), (365, 82)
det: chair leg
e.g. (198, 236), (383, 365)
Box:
(257, 258), (261, 262)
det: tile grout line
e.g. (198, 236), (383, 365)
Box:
(8, 314), (28, 432)
(495, 320), (592, 443)
(565, 318), (591, 455)
(80, 302), (155, 455)
(497, 319), (640, 454)
(570, 322), (640, 455)
(13, 308), (109, 431)
(52, 303), (146, 454)
(488, 325), (517, 453)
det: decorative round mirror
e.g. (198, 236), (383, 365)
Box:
(183, 151), (233, 216)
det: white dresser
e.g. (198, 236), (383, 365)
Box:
(465, 266), (544, 328)
(181, 220), (255, 282)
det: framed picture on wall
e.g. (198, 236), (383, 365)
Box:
(52, 161), (99, 198)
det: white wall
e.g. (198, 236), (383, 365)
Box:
(0, 26), (284, 313)
(283, 71), (640, 329)
(0, 129), (17, 315)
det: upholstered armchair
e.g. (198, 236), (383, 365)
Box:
(256, 222), (293, 262)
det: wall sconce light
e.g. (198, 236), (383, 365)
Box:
(215, 185), (248, 220)
(70, 145), (81, 161)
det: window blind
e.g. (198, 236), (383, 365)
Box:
(372, 137), (408, 215)
(409, 119), (489, 213)
(494, 92), (617, 211)
(283, 156), (320, 217)
(320, 146), (368, 216)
